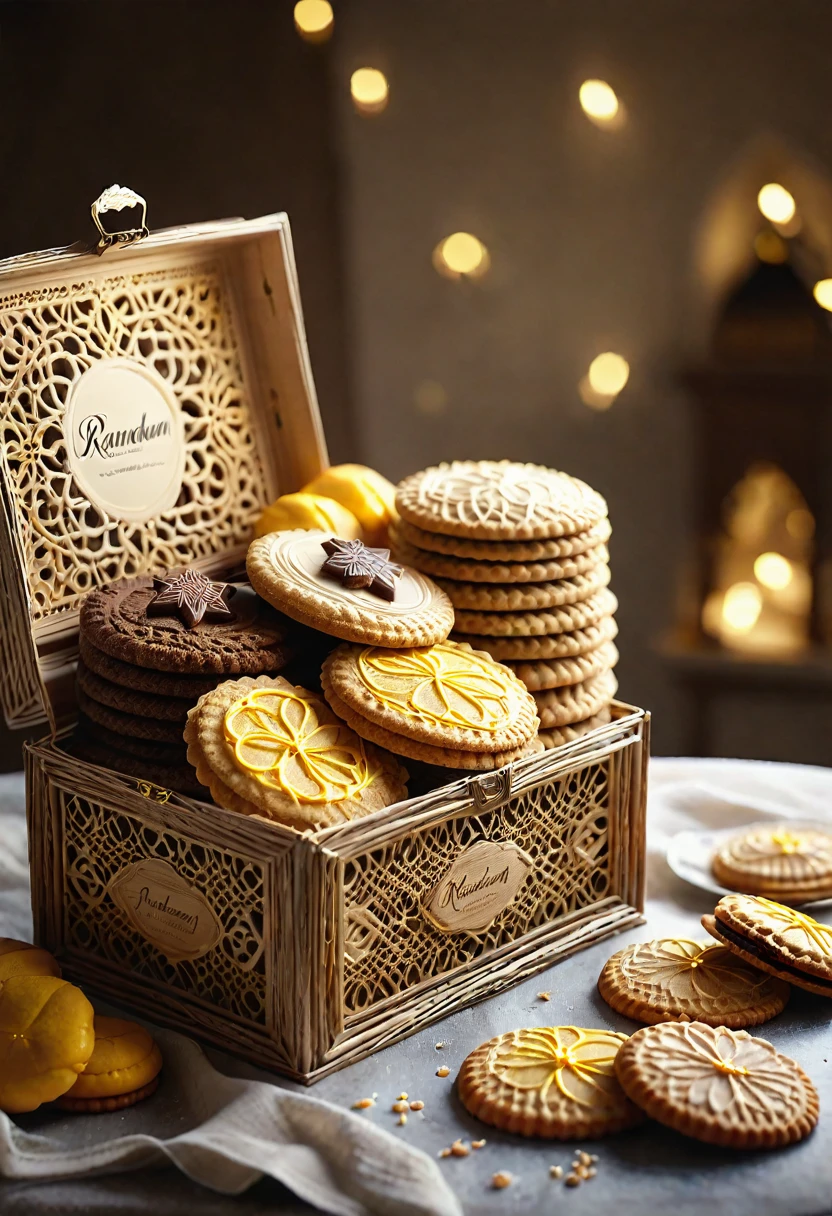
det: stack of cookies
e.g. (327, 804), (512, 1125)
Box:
(392, 460), (619, 747)
(711, 822), (832, 905)
(75, 571), (293, 796)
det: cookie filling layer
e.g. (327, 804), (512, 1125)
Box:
(714, 917), (832, 990)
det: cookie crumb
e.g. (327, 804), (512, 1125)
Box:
(392, 1100), (409, 1113)
(436, 1066), (450, 1077)
(577, 1150), (592, 1166)
(472, 1139), (486, 1150)
(410, 1100), (425, 1111)
(549, 1165), (563, 1179)
(439, 1147), (452, 1158)
(491, 1172), (512, 1190)
(397, 1092), (408, 1101)
(537, 991), (551, 1001)
(565, 1173), (582, 1188)
(351, 1097), (374, 1109)
(397, 1113), (407, 1126)
(435, 1042), (446, 1049)
(451, 1139), (470, 1157)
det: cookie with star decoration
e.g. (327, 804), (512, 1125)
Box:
(80, 574), (293, 675)
(247, 529), (454, 647)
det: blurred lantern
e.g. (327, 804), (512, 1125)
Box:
(294, 0), (334, 43)
(350, 68), (389, 115)
(433, 232), (490, 279)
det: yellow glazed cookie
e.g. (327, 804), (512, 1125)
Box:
(254, 492), (363, 541)
(0, 976), (95, 1113)
(185, 674), (408, 830)
(303, 464), (397, 547)
(56, 1016), (163, 1112)
(0, 938), (61, 984)
(321, 640), (539, 754)
(614, 1022), (818, 1149)
(458, 1025), (643, 1138)
(712, 822), (832, 902)
(598, 938), (790, 1028)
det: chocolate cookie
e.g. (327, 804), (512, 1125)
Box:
(78, 636), (224, 699)
(77, 662), (192, 723)
(76, 687), (185, 744)
(80, 577), (292, 675)
(70, 733), (207, 797)
(75, 715), (188, 764)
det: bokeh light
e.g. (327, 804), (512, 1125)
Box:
(579, 80), (619, 124)
(433, 232), (490, 279)
(754, 551), (793, 591)
(813, 279), (832, 312)
(721, 582), (763, 632)
(350, 68), (389, 115)
(757, 183), (796, 225)
(588, 352), (630, 396)
(293, 0), (333, 43)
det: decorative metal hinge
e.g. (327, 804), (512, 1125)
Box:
(91, 184), (149, 255)
(134, 779), (172, 804)
(467, 766), (513, 812)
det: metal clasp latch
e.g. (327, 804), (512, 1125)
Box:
(91, 184), (149, 255)
(467, 766), (513, 812)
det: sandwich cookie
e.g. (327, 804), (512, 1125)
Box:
(614, 1022), (818, 1149)
(598, 937), (789, 1029)
(56, 1016), (163, 1113)
(185, 675), (408, 831)
(247, 531), (453, 648)
(457, 1026), (644, 1138)
(396, 461), (608, 541)
(704, 893), (832, 998)
(712, 822), (832, 903)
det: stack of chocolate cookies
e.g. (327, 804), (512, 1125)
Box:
(74, 571), (293, 795)
(392, 460), (619, 747)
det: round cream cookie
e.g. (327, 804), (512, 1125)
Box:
(614, 1022), (818, 1149)
(247, 530), (453, 648)
(453, 589), (617, 637)
(185, 675), (408, 831)
(537, 709), (612, 749)
(321, 640), (538, 754)
(451, 615), (617, 660)
(507, 641), (618, 692)
(533, 669), (618, 729)
(712, 822), (832, 901)
(457, 1025), (643, 1138)
(396, 461), (608, 541)
(390, 532), (608, 584)
(434, 564), (610, 612)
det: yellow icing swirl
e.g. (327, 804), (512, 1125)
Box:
(224, 687), (374, 804)
(356, 643), (512, 733)
(756, 897), (832, 951)
(489, 1026), (628, 1109)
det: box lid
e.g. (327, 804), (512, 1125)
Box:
(0, 186), (329, 730)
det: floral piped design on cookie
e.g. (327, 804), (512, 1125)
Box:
(224, 686), (374, 804)
(320, 538), (402, 601)
(356, 643), (512, 733)
(621, 939), (775, 1007)
(148, 570), (232, 628)
(489, 1027), (628, 1109)
(755, 898), (832, 952)
(631, 1023), (806, 1119)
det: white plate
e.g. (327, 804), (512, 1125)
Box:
(666, 822), (832, 909)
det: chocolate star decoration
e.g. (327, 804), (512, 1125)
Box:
(320, 538), (403, 602)
(148, 570), (233, 628)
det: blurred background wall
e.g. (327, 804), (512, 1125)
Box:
(2, 0), (832, 767)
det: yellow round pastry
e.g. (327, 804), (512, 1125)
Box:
(0, 938), (61, 983)
(302, 464), (397, 546)
(0, 976), (95, 1113)
(254, 492), (363, 540)
(56, 1016), (163, 1112)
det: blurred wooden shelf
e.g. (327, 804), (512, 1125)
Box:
(660, 634), (832, 692)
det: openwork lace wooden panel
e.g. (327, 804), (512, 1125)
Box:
(0, 263), (270, 620)
(60, 791), (268, 1023)
(342, 763), (610, 1015)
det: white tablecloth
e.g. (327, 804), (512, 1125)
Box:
(1, 758), (831, 1216)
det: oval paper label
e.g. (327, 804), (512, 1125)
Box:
(109, 858), (222, 962)
(421, 839), (533, 934)
(64, 358), (185, 522)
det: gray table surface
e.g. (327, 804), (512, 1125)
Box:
(2, 761), (832, 1216)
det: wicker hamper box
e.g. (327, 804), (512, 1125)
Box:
(2, 191), (649, 1082)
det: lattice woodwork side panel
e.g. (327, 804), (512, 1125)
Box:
(0, 263), (270, 620)
(60, 792), (268, 1024)
(342, 763), (611, 1015)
